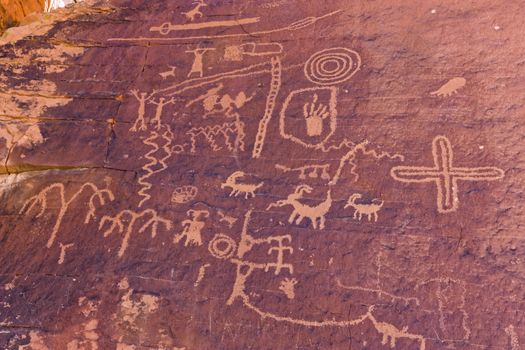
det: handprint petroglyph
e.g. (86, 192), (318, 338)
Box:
(303, 94), (330, 136)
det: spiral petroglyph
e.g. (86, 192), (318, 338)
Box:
(304, 47), (361, 86)
(208, 233), (237, 260)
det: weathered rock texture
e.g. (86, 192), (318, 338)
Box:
(0, 0), (44, 32)
(0, 0), (523, 349)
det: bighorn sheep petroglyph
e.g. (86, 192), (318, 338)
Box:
(221, 171), (264, 199)
(267, 184), (332, 229)
(344, 193), (384, 222)
(182, 0), (207, 22)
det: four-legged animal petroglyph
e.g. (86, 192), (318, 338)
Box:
(218, 210), (237, 228)
(186, 48), (216, 78)
(206, 211), (426, 349)
(391, 135), (504, 213)
(65, 18), (508, 349)
(182, 0), (207, 22)
(99, 209), (172, 258)
(366, 306), (425, 349)
(159, 66), (177, 80)
(430, 77), (466, 97)
(345, 193), (384, 222)
(174, 209), (209, 247)
(20, 182), (114, 248)
(221, 171), (264, 199)
(114, 11), (338, 41)
(267, 185), (332, 229)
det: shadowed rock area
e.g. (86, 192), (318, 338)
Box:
(0, 0), (523, 349)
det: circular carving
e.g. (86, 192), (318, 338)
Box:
(304, 47), (361, 86)
(208, 234), (237, 260)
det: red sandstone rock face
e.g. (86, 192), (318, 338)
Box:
(0, 1), (523, 349)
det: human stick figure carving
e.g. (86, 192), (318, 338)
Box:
(174, 209), (209, 247)
(267, 184), (332, 230)
(344, 193), (384, 222)
(20, 182), (114, 248)
(114, 11), (338, 41)
(148, 97), (175, 129)
(221, 171), (264, 199)
(182, 0), (207, 22)
(130, 90), (152, 132)
(207, 210), (294, 305)
(99, 209), (172, 258)
(390, 135), (504, 213)
(186, 48), (216, 78)
(207, 211), (426, 349)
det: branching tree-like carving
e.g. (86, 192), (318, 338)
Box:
(99, 209), (172, 258)
(20, 182), (115, 248)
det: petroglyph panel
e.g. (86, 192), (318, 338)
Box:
(0, 0), (522, 349)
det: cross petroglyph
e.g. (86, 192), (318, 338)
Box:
(390, 135), (504, 213)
